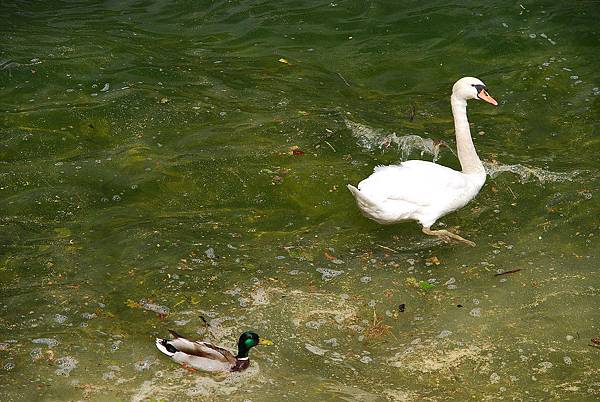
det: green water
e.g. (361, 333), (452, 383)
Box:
(1, 1), (599, 400)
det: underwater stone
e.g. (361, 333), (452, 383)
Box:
(470, 308), (481, 317)
(30, 348), (43, 361)
(323, 338), (338, 347)
(54, 314), (68, 324)
(251, 288), (269, 305)
(32, 338), (59, 347)
(134, 357), (156, 371)
(360, 355), (373, 364)
(305, 319), (327, 329)
(205, 248), (216, 259)
(55, 356), (78, 376)
(316, 268), (343, 281)
(538, 361), (553, 372)
(437, 330), (452, 338)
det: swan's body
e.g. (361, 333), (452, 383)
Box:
(348, 160), (485, 228)
(347, 77), (498, 246)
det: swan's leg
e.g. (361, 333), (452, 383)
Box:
(422, 227), (476, 247)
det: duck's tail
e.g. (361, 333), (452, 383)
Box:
(155, 338), (178, 357)
(347, 184), (378, 210)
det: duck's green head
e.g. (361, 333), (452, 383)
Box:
(236, 331), (273, 358)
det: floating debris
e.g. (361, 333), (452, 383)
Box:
(305, 343), (327, 356)
(127, 299), (170, 316)
(289, 145), (305, 156)
(323, 251), (344, 264)
(425, 256), (440, 266)
(494, 268), (522, 277)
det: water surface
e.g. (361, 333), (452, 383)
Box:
(1, 1), (599, 401)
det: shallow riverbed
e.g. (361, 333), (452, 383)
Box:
(1, 1), (599, 401)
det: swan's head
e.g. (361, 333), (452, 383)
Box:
(452, 77), (498, 106)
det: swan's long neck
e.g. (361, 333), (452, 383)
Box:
(451, 95), (485, 175)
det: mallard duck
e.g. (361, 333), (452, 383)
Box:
(347, 77), (498, 246)
(155, 330), (273, 372)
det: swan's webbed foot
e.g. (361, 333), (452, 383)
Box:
(422, 227), (476, 247)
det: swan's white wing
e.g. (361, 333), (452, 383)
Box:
(358, 161), (470, 206)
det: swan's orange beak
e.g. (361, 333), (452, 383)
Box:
(478, 88), (498, 106)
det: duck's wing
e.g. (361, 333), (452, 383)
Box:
(164, 331), (235, 364)
(196, 342), (237, 365)
(359, 161), (470, 206)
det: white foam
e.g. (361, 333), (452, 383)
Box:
(483, 161), (578, 183)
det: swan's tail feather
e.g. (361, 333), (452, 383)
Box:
(347, 184), (377, 210)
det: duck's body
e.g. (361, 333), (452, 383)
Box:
(155, 330), (272, 372)
(347, 77), (498, 246)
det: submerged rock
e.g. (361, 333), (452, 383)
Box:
(316, 268), (343, 281)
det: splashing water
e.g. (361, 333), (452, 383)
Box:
(346, 119), (578, 184)
(483, 161), (580, 183)
(345, 119), (449, 162)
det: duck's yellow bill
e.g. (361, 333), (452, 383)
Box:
(258, 338), (273, 346)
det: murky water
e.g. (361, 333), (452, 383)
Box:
(1, 1), (599, 401)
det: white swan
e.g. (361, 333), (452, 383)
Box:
(347, 77), (498, 246)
